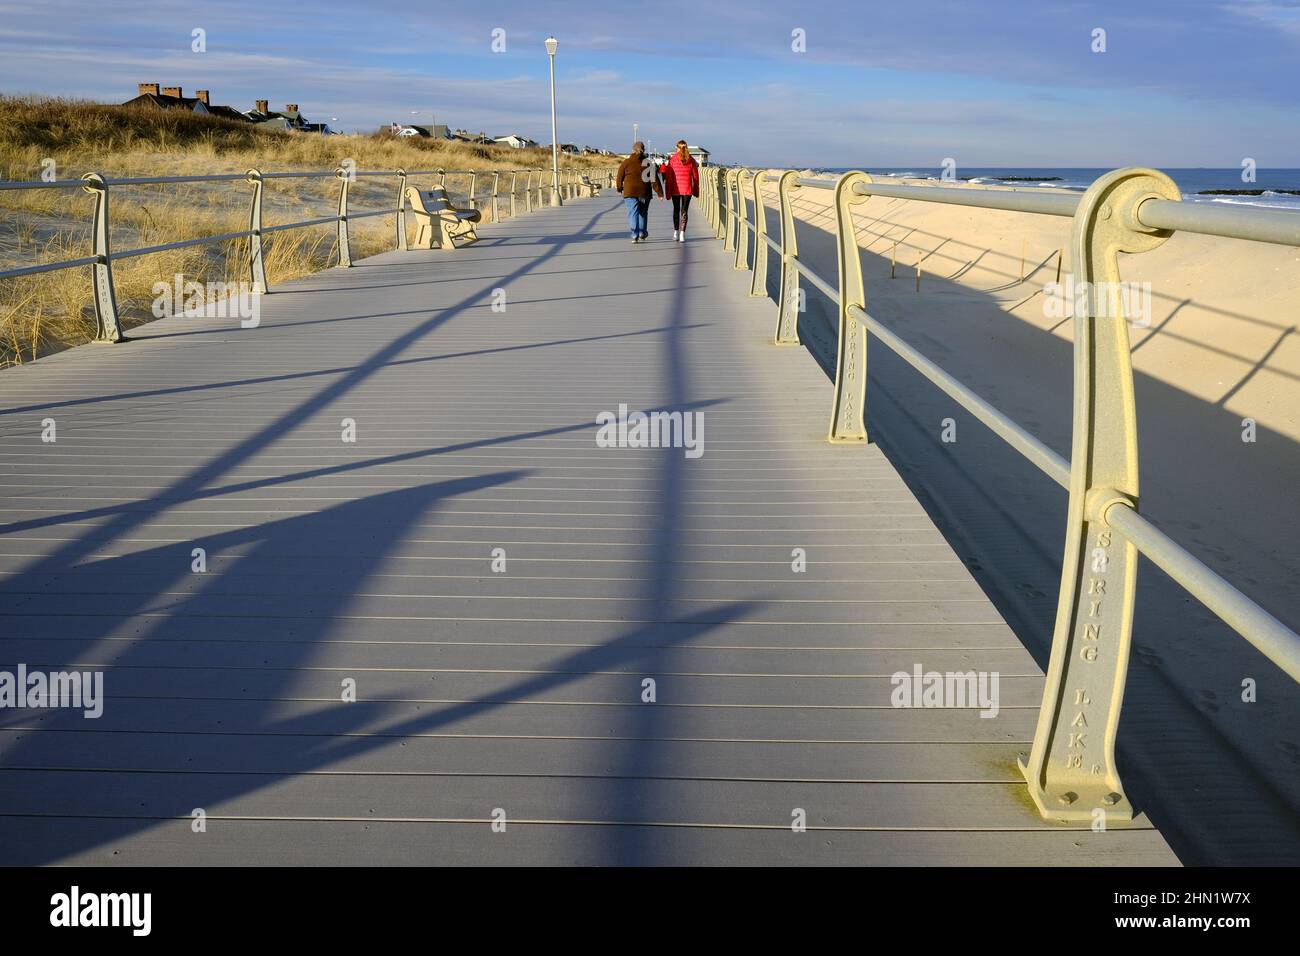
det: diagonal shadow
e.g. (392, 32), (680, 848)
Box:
(0, 196), (757, 864)
(0, 398), (727, 539)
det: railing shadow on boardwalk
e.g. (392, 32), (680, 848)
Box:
(0, 196), (752, 865)
(745, 198), (1300, 865)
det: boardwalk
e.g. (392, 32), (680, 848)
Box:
(0, 193), (1177, 865)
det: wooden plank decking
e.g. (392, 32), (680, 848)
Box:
(0, 193), (1178, 865)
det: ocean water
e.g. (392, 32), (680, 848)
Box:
(816, 167), (1300, 210)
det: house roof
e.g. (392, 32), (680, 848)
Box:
(121, 93), (210, 113)
(206, 104), (248, 122)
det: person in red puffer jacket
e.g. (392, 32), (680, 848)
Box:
(663, 140), (700, 242)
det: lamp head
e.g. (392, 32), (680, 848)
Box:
(545, 36), (558, 55)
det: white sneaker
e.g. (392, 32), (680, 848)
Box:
(678, 232), (685, 242)
(673, 230), (679, 241)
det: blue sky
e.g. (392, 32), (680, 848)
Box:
(0, 0), (1297, 167)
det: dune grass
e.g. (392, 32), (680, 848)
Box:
(0, 96), (615, 365)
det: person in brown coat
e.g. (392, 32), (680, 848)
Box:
(615, 141), (662, 242)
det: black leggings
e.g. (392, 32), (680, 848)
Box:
(672, 195), (692, 230)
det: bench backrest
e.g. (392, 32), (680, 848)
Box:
(405, 184), (454, 214)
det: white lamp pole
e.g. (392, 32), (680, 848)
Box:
(546, 36), (561, 207)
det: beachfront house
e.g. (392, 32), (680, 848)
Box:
(688, 145), (711, 166)
(121, 84), (211, 115)
(493, 134), (538, 149)
(120, 86), (315, 131)
(246, 101), (312, 131)
(391, 123), (451, 139)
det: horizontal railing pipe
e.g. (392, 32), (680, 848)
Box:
(0, 256), (101, 280)
(1136, 197), (1300, 247)
(111, 230), (254, 260)
(847, 304), (1071, 487)
(0, 179), (88, 191)
(1104, 503), (1300, 682)
(791, 258), (837, 300)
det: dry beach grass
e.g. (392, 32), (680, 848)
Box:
(0, 96), (613, 364)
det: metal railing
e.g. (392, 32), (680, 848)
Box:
(700, 163), (1300, 823)
(0, 164), (615, 343)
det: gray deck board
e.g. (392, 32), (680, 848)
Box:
(0, 193), (1177, 865)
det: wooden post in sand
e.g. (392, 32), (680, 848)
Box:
(1019, 238), (1027, 282)
(915, 252), (922, 292)
(1055, 248), (1063, 284)
(891, 241), (897, 278)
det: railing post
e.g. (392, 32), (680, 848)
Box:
(467, 171), (477, 210)
(335, 166), (353, 268)
(716, 168), (728, 237)
(827, 171), (872, 443)
(525, 170), (534, 212)
(733, 169), (751, 270)
(81, 173), (125, 343)
(490, 171), (500, 223)
(775, 171), (801, 345)
(246, 168), (268, 295)
(749, 170), (769, 297)
(723, 170), (738, 251)
(710, 168), (720, 231)
(396, 168), (408, 251)
(1019, 167), (1181, 823)
(437, 168), (446, 188)
(509, 171), (519, 218)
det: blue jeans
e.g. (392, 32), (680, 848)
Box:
(624, 196), (651, 238)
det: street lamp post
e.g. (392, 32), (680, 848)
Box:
(546, 36), (561, 207)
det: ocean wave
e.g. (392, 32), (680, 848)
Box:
(1188, 193), (1300, 210)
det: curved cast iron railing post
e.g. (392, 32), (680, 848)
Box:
(714, 168), (727, 238)
(774, 170), (802, 345)
(749, 171), (769, 297)
(245, 168), (268, 295)
(525, 170), (535, 213)
(827, 170), (872, 443)
(509, 171), (519, 218)
(81, 173), (124, 343)
(711, 168), (721, 231)
(490, 172), (500, 223)
(716, 169), (725, 236)
(437, 168), (447, 188)
(467, 171), (477, 211)
(392, 169), (408, 252)
(335, 166), (353, 268)
(723, 170), (738, 251)
(701, 168), (711, 228)
(1019, 167), (1182, 823)
(733, 169), (751, 270)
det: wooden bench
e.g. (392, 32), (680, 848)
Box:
(404, 185), (482, 250)
(580, 175), (601, 197)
